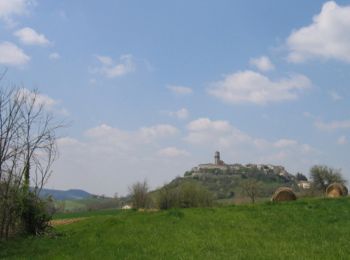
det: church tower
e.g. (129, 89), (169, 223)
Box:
(214, 151), (220, 165)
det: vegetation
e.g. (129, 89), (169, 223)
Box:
(310, 165), (346, 193)
(1, 198), (350, 259)
(157, 181), (213, 209)
(0, 88), (60, 239)
(129, 180), (151, 209)
(239, 179), (263, 203)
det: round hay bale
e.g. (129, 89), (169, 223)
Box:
(326, 183), (348, 198)
(271, 187), (297, 202)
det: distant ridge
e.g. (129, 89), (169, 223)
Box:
(38, 188), (93, 200)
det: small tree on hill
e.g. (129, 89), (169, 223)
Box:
(310, 165), (346, 193)
(240, 179), (263, 204)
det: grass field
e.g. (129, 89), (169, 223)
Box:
(1, 197), (350, 259)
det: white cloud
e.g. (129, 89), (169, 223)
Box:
(85, 123), (178, 146)
(49, 52), (60, 60)
(167, 85), (193, 95)
(329, 91), (343, 101)
(51, 123), (188, 195)
(208, 70), (311, 105)
(157, 147), (190, 157)
(249, 56), (275, 71)
(0, 41), (30, 66)
(139, 124), (179, 142)
(0, 0), (32, 25)
(287, 1), (350, 63)
(14, 27), (50, 46)
(50, 118), (320, 196)
(18, 88), (57, 107)
(274, 139), (298, 148)
(185, 117), (318, 172)
(165, 108), (189, 120)
(17, 88), (69, 116)
(337, 136), (347, 145)
(93, 54), (135, 78)
(96, 55), (113, 66)
(315, 119), (350, 131)
(187, 118), (231, 133)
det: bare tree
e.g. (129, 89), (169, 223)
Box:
(240, 179), (263, 204)
(0, 87), (61, 239)
(129, 180), (150, 209)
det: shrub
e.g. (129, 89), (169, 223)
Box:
(157, 182), (213, 209)
(129, 180), (151, 209)
(20, 192), (53, 236)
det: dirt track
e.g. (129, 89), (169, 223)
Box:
(50, 218), (87, 226)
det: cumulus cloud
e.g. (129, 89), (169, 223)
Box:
(18, 88), (57, 107)
(315, 119), (350, 131)
(167, 85), (193, 95)
(14, 27), (50, 46)
(287, 1), (350, 63)
(93, 54), (135, 78)
(185, 117), (317, 170)
(329, 91), (343, 101)
(208, 70), (311, 105)
(164, 108), (189, 120)
(85, 123), (178, 146)
(249, 56), (275, 71)
(337, 136), (347, 145)
(49, 52), (60, 60)
(273, 139), (298, 148)
(51, 123), (188, 195)
(0, 41), (30, 66)
(17, 88), (69, 116)
(50, 118), (320, 195)
(157, 147), (190, 157)
(0, 0), (33, 25)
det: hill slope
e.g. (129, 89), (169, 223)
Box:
(1, 198), (350, 259)
(39, 188), (93, 200)
(164, 163), (299, 201)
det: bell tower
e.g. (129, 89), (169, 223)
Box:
(214, 151), (220, 165)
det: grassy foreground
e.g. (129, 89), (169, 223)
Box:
(1, 198), (350, 259)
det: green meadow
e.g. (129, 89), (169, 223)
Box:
(1, 197), (350, 259)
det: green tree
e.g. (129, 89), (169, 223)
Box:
(310, 165), (346, 192)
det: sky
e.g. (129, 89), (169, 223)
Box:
(1, 0), (350, 196)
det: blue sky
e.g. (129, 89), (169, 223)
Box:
(1, 0), (350, 195)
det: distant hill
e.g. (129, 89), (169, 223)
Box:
(159, 152), (300, 201)
(39, 188), (93, 200)
(156, 153), (300, 201)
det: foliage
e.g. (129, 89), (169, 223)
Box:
(129, 180), (151, 209)
(20, 192), (54, 235)
(1, 198), (350, 259)
(0, 87), (60, 240)
(240, 179), (264, 203)
(296, 172), (308, 181)
(157, 182), (213, 209)
(310, 165), (346, 192)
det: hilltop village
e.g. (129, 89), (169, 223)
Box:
(186, 151), (297, 182)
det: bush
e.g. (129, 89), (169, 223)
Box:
(129, 180), (151, 209)
(157, 182), (213, 209)
(20, 192), (53, 236)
